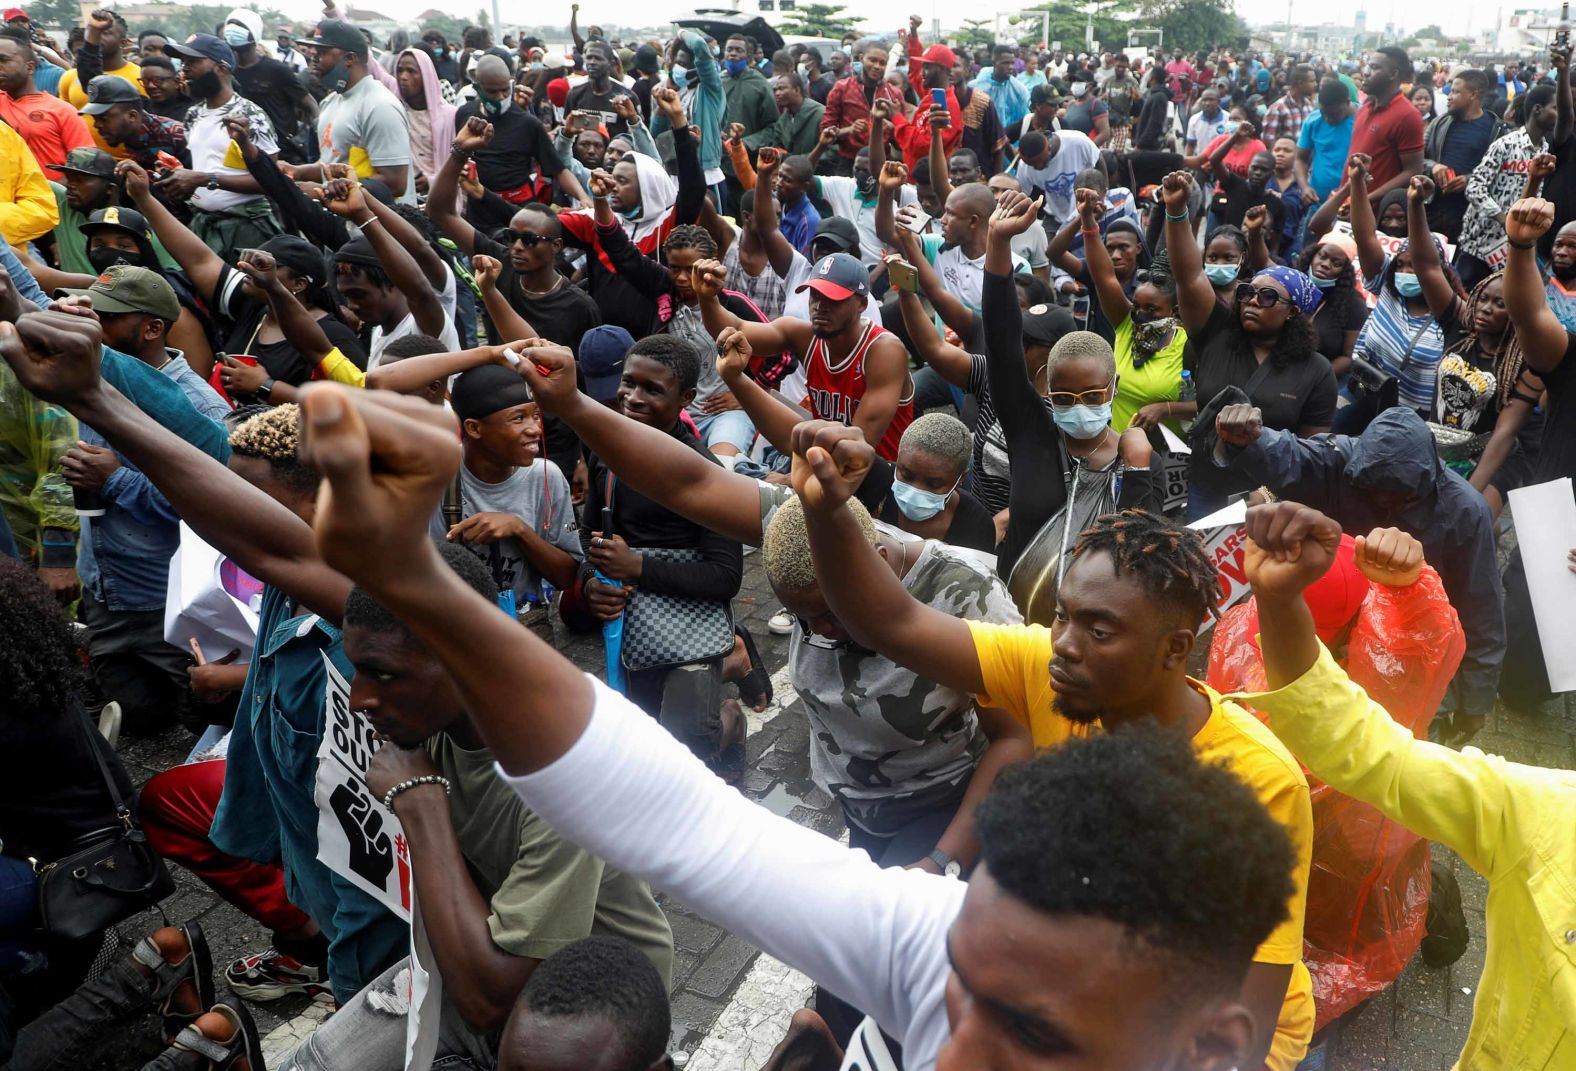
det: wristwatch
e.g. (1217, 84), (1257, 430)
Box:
(204, 173), (220, 191)
(256, 377), (276, 401)
(928, 849), (962, 878)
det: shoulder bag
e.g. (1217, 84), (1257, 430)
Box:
(33, 707), (175, 942)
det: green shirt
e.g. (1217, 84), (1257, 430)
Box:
(428, 733), (674, 981)
(1112, 312), (1190, 434)
(50, 181), (179, 277)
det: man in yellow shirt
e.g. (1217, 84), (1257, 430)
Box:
(0, 118), (59, 246)
(791, 420), (1315, 1071)
(1243, 500), (1576, 1071)
(58, 9), (141, 159)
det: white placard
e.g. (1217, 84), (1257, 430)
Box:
(1194, 519), (1253, 636)
(1188, 499), (1248, 530)
(404, 891), (443, 1071)
(1159, 423), (1191, 455)
(314, 651), (412, 921)
(1507, 477), (1576, 692)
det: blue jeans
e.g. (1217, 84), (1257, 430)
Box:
(691, 408), (756, 454)
(0, 855), (39, 980)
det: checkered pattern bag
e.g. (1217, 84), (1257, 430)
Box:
(620, 547), (736, 672)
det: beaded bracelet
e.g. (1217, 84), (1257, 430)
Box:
(381, 775), (451, 810)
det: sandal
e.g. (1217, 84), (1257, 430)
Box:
(132, 922), (215, 1044)
(162, 999), (264, 1071)
(733, 626), (772, 710)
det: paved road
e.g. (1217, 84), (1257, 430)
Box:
(77, 545), (1568, 1069)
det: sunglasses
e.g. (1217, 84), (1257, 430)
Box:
(1046, 378), (1115, 408)
(794, 613), (845, 649)
(1235, 283), (1294, 309)
(506, 230), (551, 248)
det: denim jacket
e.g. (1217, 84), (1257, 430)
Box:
(77, 349), (231, 613)
(211, 585), (408, 1003)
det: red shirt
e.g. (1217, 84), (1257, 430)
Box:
(1347, 92), (1424, 191)
(804, 319), (913, 460)
(820, 76), (903, 161)
(0, 91), (94, 181)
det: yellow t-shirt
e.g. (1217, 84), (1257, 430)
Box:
(1111, 312), (1190, 434)
(966, 619), (1315, 1070)
(59, 61), (143, 161)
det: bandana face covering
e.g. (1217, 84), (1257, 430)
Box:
(1130, 316), (1179, 363)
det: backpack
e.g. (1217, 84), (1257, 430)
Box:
(1420, 859), (1470, 968)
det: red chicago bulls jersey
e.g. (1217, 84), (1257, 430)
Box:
(804, 319), (913, 460)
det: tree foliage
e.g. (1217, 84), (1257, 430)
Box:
(781, 4), (859, 39)
(1140, 0), (1244, 54)
(957, 19), (996, 49)
(1018, 1), (1136, 52)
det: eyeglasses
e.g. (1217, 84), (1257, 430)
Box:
(1046, 378), (1115, 408)
(506, 230), (550, 248)
(794, 613), (845, 649)
(1235, 283), (1293, 309)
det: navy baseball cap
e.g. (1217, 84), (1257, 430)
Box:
(578, 325), (634, 402)
(167, 34), (236, 68)
(795, 252), (869, 302)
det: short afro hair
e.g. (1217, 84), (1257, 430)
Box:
(975, 721), (1296, 996)
(0, 557), (86, 723)
(344, 542), (498, 644)
(229, 404), (319, 498)
(899, 412), (971, 472)
(627, 334), (701, 393)
(1046, 329), (1116, 381)
(379, 334), (449, 361)
(505, 936), (670, 1071)
(764, 493), (876, 594)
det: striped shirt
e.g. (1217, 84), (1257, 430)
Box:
(1351, 257), (1446, 414)
(1261, 93), (1316, 143)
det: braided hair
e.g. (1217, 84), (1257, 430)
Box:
(1070, 509), (1219, 629)
(663, 224), (717, 260)
(1444, 270), (1526, 408)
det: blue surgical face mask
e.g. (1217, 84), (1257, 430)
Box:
(1394, 271), (1423, 297)
(852, 60), (864, 78)
(891, 477), (956, 521)
(1312, 274), (1338, 289)
(725, 57), (748, 77)
(670, 65), (690, 90)
(223, 26), (252, 48)
(1204, 261), (1240, 285)
(1052, 401), (1113, 440)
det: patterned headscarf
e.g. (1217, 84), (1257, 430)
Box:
(1255, 265), (1322, 314)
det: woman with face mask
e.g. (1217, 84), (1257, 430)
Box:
(877, 414), (997, 550)
(978, 190), (1161, 609)
(1337, 156), (1470, 435)
(1295, 234), (1369, 377)
(1162, 170), (1337, 522)
(1078, 191), (1194, 435)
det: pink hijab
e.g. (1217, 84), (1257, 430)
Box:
(398, 47), (457, 187)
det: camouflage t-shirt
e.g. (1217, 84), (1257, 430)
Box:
(758, 483), (1023, 835)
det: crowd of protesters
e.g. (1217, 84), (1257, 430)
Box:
(0, 6), (1574, 1071)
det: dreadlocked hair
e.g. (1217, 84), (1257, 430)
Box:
(229, 404), (320, 498)
(1446, 270), (1526, 408)
(664, 224), (716, 259)
(1070, 509), (1218, 629)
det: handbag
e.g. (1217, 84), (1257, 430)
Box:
(1343, 316), (1431, 428)
(33, 707), (175, 942)
(606, 474), (734, 672)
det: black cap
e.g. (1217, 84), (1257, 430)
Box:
(794, 252), (869, 302)
(293, 18), (365, 54)
(450, 364), (534, 422)
(79, 74), (143, 116)
(80, 205), (152, 242)
(632, 44), (660, 74)
(811, 217), (860, 257)
(259, 234), (326, 285)
(1030, 83), (1061, 106)
(1021, 302), (1076, 346)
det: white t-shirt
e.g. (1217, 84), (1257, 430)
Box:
(186, 95), (278, 214)
(368, 308), (461, 367)
(1009, 130), (1101, 229)
(918, 234), (1028, 313)
(816, 175), (917, 267)
(1185, 109), (1233, 150)
(501, 677), (962, 1069)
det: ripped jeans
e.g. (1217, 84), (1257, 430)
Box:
(276, 958), (498, 1071)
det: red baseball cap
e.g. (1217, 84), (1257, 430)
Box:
(3, 8), (28, 21)
(920, 44), (956, 68)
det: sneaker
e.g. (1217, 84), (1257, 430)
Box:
(768, 609), (794, 636)
(224, 948), (330, 1002)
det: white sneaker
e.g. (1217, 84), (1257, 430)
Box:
(98, 701), (121, 748)
(768, 610), (794, 636)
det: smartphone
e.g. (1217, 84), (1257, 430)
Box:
(887, 258), (919, 292)
(930, 86), (949, 127)
(897, 205), (932, 234)
(1561, 1), (1571, 48)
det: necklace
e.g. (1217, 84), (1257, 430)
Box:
(520, 274), (565, 299)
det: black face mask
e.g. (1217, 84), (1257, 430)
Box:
(88, 247), (143, 273)
(189, 68), (223, 99)
(855, 171), (876, 197)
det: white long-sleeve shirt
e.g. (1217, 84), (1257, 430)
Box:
(498, 677), (963, 1069)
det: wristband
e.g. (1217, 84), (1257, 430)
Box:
(40, 538), (77, 568)
(381, 774), (451, 810)
(449, 143), (473, 159)
(1508, 237), (1537, 250)
(1165, 209), (1190, 222)
(1081, 225), (1101, 237)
